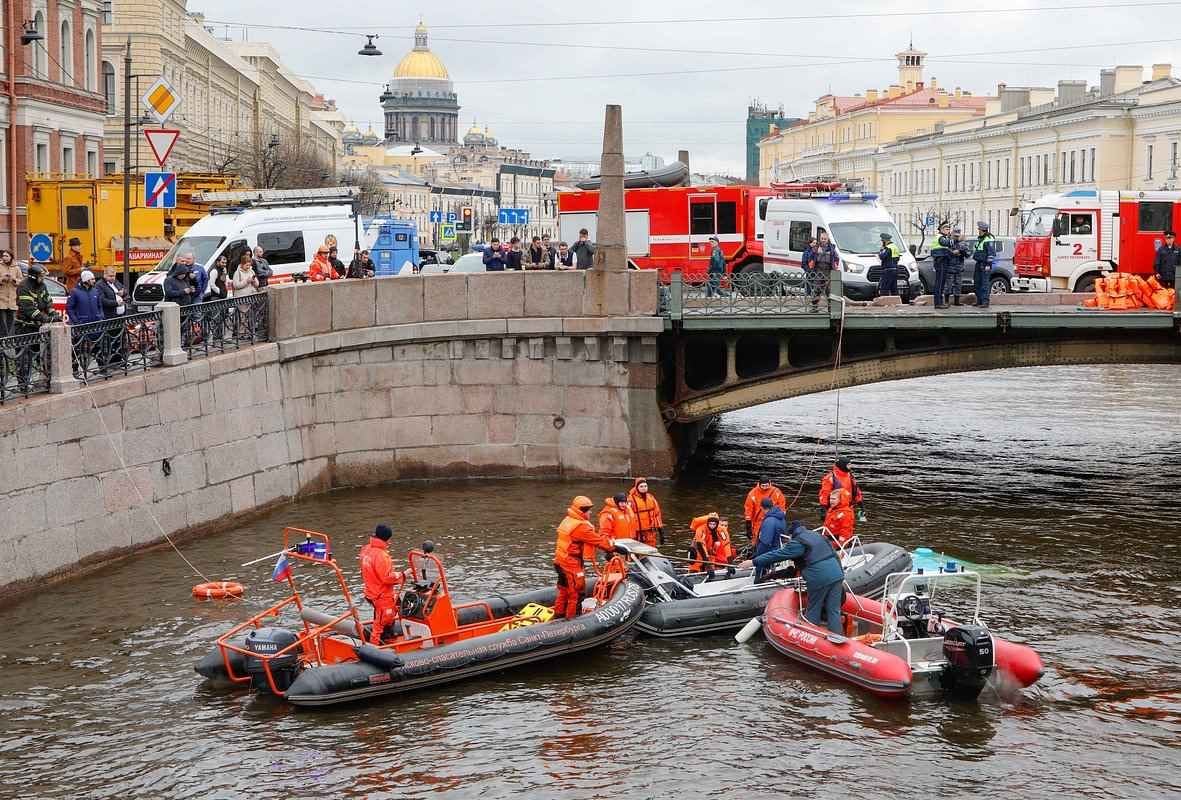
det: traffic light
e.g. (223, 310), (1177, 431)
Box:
(458, 206), (474, 233)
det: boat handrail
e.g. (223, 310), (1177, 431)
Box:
(880, 570), (984, 644)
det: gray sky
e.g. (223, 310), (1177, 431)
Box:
(191, 0), (1181, 175)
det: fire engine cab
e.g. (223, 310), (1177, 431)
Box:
(557, 184), (774, 282)
(1013, 189), (1181, 292)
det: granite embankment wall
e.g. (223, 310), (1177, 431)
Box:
(0, 270), (667, 595)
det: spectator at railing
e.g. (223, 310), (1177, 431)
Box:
(347, 250), (374, 279)
(0, 248), (20, 336)
(308, 245), (336, 282)
(252, 246), (272, 289)
(328, 246), (347, 280)
(189, 255), (209, 299)
(232, 253), (259, 297)
(164, 262), (197, 306)
(66, 271), (104, 325)
(204, 255), (228, 301)
(97, 267), (125, 319)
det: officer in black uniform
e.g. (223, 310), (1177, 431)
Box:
(877, 232), (902, 297)
(930, 222), (954, 309)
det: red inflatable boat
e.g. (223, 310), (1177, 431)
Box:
(762, 571), (1043, 700)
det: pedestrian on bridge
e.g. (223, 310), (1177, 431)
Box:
(805, 230), (838, 310)
(1154, 230), (1180, 289)
(878, 232), (902, 298)
(973, 221), (997, 308)
(707, 235), (725, 297)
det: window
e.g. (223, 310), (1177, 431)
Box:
(62, 145), (74, 175)
(102, 62), (115, 114)
(1090, 148), (1096, 182)
(986, 160), (992, 189)
(689, 200), (715, 235)
(35, 142), (48, 172)
(1080, 150), (1087, 183)
(256, 230), (306, 265)
(86, 149), (97, 177)
(1062, 152), (1067, 183)
(85, 29), (96, 91)
(102, 1), (112, 24)
(1138, 201), (1172, 231)
(32, 12), (46, 78)
(717, 201), (738, 234)
(1036, 155), (1042, 186)
(1004, 158), (1010, 188)
(60, 20), (72, 82)
(1070, 151), (1076, 183)
(1147, 144), (1154, 179)
(1044, 154), (1050, 184)
(788, 220), (812, 251)
(953, 164), (958, 193)
(1019, 158), (1025, 187)
(66, 205), (89, 229)
(103, 160), (116, 175)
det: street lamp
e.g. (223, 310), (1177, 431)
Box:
(20, 20), (43, 46)
(358, 34), (382, 57)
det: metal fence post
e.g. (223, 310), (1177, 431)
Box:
(47, 323), (79, 394)
(158, 302), (188, 367)
(829, 268), (844, 319)
(670, 271), (684, 321)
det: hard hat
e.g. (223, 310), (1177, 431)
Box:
(572, 495), (593, 510)
(27, 263), (45, 278)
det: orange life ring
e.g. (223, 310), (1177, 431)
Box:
(192, 581), (245, 600)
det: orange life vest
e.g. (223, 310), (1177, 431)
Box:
(360, 537), (403, 603)
(555, 506), (613, 567)
(628, 479), (663, 536)
(689, 514), (736, 572)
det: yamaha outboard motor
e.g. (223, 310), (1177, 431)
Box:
(940, 625), (995, 699)
(243, 627), (302, 693)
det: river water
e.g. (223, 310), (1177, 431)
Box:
(1, 365), (1179, 799)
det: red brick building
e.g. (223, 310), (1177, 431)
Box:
(1, 0), (106, 257)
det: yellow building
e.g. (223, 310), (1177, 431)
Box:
(758, 45), (994, 188)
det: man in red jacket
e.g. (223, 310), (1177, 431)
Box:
(360, 524), (405, 644)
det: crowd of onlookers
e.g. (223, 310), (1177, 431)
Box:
(163, 245), (274, 306)
(480, 228), (596, 272)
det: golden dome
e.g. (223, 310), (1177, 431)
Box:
(394, 21), (449, 80)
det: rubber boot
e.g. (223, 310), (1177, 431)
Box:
(952, 294), (961, 306)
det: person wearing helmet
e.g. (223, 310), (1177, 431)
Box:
(15, 263), (61, 333)
(819, 457), (862, 523)
(743, 478), (786, 542)
(308, 245), (335, 282)
(553, 496), (619, 620)
(972, 220), (997, 308)
(688, 513), (735, 572)
(946, 228), (969, 306)
(930, 222), (954, 309)
(627, 477), (665, 547)
(877, 232), (902, 298)
(360, 524), (406, 644)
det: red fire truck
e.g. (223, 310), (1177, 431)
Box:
(557, 184), (775, 281)
(1013, 189), (1181, 292)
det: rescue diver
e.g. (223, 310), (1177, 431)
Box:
(819, 457), (862, 523)
(741, 521), (846, 634)
(743, 478), (786, 543)
(628, 477), (665, 547)
(360, 524), (406, 644)
(688, 513), (736, 573)
(553, 496), (622, 620)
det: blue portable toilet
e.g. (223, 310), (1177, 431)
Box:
(369, 217), (419, 276)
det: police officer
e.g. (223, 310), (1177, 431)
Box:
(877, 232), (902, 297)
(1154, 230), (1180, 289)
(945, 227), (969, 306)
(973, 221), (997, 308)
(930, 222), (954, 309)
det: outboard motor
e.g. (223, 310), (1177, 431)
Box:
(243, 627), (302, 693)
(940, 625), (995, 699)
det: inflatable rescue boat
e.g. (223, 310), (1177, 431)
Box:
(761, 569), (1044, 700)
(621, 536), (911, 637)
(195, 529), (644, 708)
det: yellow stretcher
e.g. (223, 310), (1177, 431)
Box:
(499, 602), (555, 631)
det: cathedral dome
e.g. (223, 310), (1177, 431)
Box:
(393, 22), (449, 80)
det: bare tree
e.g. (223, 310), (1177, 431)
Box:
(908, 207), (965, 254)
(241, 135), (334, 190)
(350, 167), (387, 217)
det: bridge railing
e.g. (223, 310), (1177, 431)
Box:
(0, 328), (52, 404)
(69, 310), (163, 384)
(661, 270), (833, 319)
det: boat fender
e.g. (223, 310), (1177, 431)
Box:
(356, 644), (405, 671)
(735, 616), (763, 644)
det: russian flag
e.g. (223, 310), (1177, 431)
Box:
(271, 552), (293, 582)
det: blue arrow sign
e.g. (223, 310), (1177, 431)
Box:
(428, 210), (443, 223)
(144, 171), (177, 209)
(518, 208), (530, 224)
(29, 233), (53, 263)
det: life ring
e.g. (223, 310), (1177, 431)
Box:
(192, 581), (245, 600)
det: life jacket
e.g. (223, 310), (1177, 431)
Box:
(824, 488), (855, 546)
(819, 467), (860, 507)
(745, 484), (786, 534)
(628, 478), (663, 535)
(689, 514), (734, 571)
(598, 498), (637, 542)
(879, 241), (902, 270)
(554, 506), (598, 565)
(360, 537), (402, 603)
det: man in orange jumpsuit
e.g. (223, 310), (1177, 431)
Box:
(744, 478), (786, 542)
(553, 496), (619, 620)
(307, 245), (335, 282)
(360, 524), (405, 644)
(819, 457), (862, 523)
(627, 477), (665, 547)
(688, 513), (736, 572)
(823, 488), (855, 547)
(599, 492), (637, 542)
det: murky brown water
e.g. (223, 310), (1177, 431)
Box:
(1, 365), (1179, 799)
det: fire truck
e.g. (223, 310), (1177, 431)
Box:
(1013, 189), (1181, 292)
(557, 184), (775, 281)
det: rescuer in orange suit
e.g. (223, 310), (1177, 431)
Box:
(819, 457), (862, 523)
(744, 478), (787, 542)
(360, 524), (405, 644)
(823, 488), (855, 547)
(553, 496), (619, 620)
(307, 245), (335, 282)
(599, 492), (637, 542)
(688, 513), (736, 573)
(627, 477), (665, 547)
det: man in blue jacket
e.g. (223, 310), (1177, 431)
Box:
(753, 498), (786, 560)
(66, 270), (104, 324)
(482, 239), (506, 272)
(741, 521), (845, 633)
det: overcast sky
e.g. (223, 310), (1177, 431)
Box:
(189, 0), (1181, 175)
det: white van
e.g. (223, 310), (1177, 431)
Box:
(131, 204), (360, 310)
(763, 194), (922, 301)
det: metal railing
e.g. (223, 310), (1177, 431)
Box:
(0, 328), (52, 404)
(180, 294), (269, 360)
(663, 270), (822, 318)
(69, 310), (163, 384)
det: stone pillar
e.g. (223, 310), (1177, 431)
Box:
(157, 301), (188, 367)
(593, 105), (626, 273)
(46, 322), (79, 394)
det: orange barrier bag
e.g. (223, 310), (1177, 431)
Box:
(1082, 297), (1098, 307)
(1147, 275), (1164, 291)
(1094, 277), (1109, 307)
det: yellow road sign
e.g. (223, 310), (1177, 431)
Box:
(141, 77), (181, 123)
